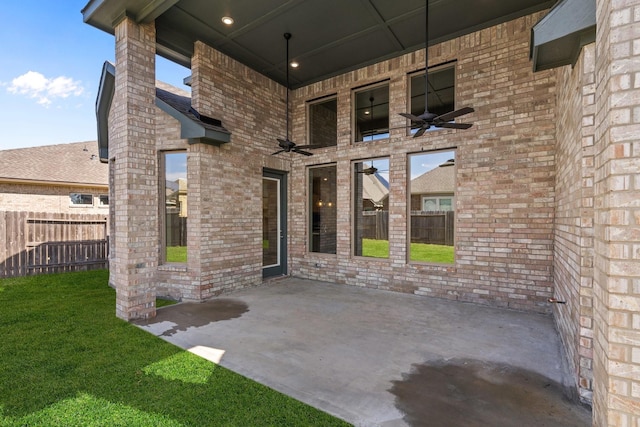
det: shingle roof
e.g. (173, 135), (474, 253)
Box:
(411, 164), (455, 194)
(0, 141), (108, 186)
(362, 173), (389, 204)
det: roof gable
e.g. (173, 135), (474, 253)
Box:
(96, 61), (230, 162)
(0, 141), (108, 186)
(411, 164), (455, 194)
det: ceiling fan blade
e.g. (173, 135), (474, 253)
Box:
(435, 122), (473, 130)
(435, 107), (475, 122)
(272, 150), (285, 155)
(413, 126), (428, 138)
(399, 112), (423, 122)
(293, 149), (313, 156)
(295, 144), (322, 150)
(358, 166), (378, 175)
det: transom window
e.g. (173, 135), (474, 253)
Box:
(354, 82), (389, 142)
(408, 63), (456, 134)
(308, 96), (337, 148)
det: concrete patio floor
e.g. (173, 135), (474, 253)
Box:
(134, 278), (591, 427)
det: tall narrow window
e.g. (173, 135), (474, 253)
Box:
(408, 64), (455, 134)
(164, 151), (187, 263)
(309, 165), (337, 254)
(354, 83), (389, 142)
(309, 96), (337, 148)
(409, 150), (455, 264)
(353, 158), (389, 258)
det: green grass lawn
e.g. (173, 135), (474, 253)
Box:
(362, 239), (454, 264)
(166, 246), (187, 263)
(0, 270), (350, 427)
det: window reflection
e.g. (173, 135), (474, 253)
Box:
(309, 165), (337, 254)
(164, 152), (187, 263)
(353, 158), (389, 258)
(409, 151), (455, 263)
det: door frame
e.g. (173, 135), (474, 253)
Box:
(262, 169), (288, 278)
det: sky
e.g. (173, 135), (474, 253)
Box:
(0, 1), (189, 151)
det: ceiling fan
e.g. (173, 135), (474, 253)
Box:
(399, 0), (474, 137)
(273, 33), (318, 156)
(356, 160), (389, 176)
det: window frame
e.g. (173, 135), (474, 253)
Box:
(98, 194), (109, 207)
(69, 193), (93, 207)
(408, 149), (457, 265)
(352, 80), (390, 143)
(406, 62), (457, 136)
(352, 157), (390, 259)
(421, 196), (454, 212)
(308, 164), (338, 255)
(307, 95), (338, 149)
(161, 150), (188, 264)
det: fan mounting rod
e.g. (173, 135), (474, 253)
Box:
(284, 32), (291, 141)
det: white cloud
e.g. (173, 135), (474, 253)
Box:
(7, 71), (84, 107)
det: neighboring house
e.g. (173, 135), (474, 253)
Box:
(362, 173), (388, 211)
(410, 160), (455, 211)
(0, 141), (108, 213)
(83, 0), (639, 420)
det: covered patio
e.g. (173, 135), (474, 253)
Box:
(135, 278), (591, 427)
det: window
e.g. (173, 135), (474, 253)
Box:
(408, 64), (455, 134)
(309, 165), (337, 254)
(422, 196), (453, 212)
(163, 151), (187, 263)
(354, 82), (389, 142)
(98, 195), (109, 207)
(70, 193), (93, 206)
(353, 158), (389, 258)
(409, 150), (456, 264)
(309, 96), (337, 148)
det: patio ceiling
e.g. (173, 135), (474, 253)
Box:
(83, 0), (555, 88)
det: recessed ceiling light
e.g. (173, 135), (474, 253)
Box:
(290, 61), (299, 68)
(221, 16), (234, 25)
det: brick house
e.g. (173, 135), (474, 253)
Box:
(0, 141), (108, 213)
(83, 0), (640, 422)
(410, 159), (455, 211)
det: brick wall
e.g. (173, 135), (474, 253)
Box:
(0, 183), (108, 214)
(110, 17), (158, 320)
(186, 41), (291, 298)
(288, 12), (557, 312)
(554, 43), (596, 404)
(593, 0), (640, 425)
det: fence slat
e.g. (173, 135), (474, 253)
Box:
(361, 210), (454, 246)
(1, 211), (109, 278)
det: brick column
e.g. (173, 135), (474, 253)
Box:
(593, 0), (640, 424)
(110, 16), (157, 320)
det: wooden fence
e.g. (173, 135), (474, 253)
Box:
(362, 210), (454, 246)
(0, 211), (109, 278)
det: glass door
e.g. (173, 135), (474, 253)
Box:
(263, 170), (287, 277)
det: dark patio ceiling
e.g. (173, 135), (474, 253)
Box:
(83, 0), (555, 88)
